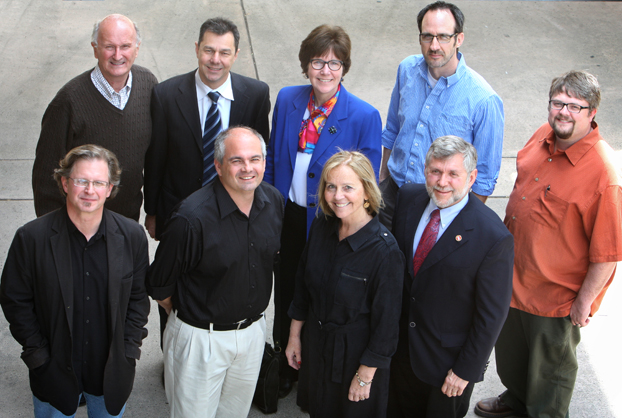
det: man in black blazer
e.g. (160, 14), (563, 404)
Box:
(1, 145), (150, 417)
(144, 17), (270, 240)
(387, 136), (514, 418)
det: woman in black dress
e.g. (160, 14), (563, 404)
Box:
(285, 151), (404, 418)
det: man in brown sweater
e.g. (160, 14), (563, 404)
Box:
(32, 14), (158, 221)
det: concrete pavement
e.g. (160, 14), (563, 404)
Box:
(1, 1), (621, 417)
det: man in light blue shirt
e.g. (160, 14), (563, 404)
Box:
(379, 1), (504, 229)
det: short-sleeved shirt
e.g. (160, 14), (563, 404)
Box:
(381, 52), (504, 196)
(505, 122), (622, 317)
(146, 177), (284, 325)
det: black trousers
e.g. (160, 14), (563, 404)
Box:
(273, 199), (307, 380)
(378, 176), (399, 232)
(387, 351), (474, 418)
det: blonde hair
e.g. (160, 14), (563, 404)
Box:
(318, 150), (382, 217)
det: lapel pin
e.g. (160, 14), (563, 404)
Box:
(329, 126), (337, 134)
(455, 235), (462, 241)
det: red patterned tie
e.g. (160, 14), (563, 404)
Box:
(413, 209), (441, 276)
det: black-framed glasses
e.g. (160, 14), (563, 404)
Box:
(419, 33), (458, 44)
(310, 59), (343, 71)
(549, 100), (589, 114)
(68, 178), (110, 189)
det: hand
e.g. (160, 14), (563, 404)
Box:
(570, 298), (591, 327)
(441, 369), (468, 397)
(348, 372), (372, 402)
(285, 336), (302, 370)
(157, 297), (173, 315)
(145, 215), (157, 240)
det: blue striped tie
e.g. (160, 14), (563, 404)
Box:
(202, 91), (222, 186)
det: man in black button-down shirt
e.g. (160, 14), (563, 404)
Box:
(147, 126), (283, 418)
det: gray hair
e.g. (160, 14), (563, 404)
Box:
(425, 135), (477, 174)
(549, 70), (600, 112)
(54, 144), (122, 199)
(214, 126), (267, 164)
(91, 14), (141, 47)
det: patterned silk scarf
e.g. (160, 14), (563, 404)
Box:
(298, 85), (340, 153)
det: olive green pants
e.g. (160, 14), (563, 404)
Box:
(496, 308), (580, 418)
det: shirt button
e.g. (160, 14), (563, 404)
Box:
(522, 196), (526, 200)
(86, 296), (90, 301)
(411, 297), (416, 302)
(426, 106), (429, 109)
(414, 143), (419, 147)
(410, 322), (416, 328)
(548, 158), (552, 162)
(407, 180), (412, 184)
(86, 320), (89, 324)
(535, 178), (539, 182)
(410, 162), (414, 166)
(512, 216), (516, 220)
(251, 264), (256, 268)
(67, 366), (72, 371)
(250, 242), (254, 247)
(85, 272), (90, 276)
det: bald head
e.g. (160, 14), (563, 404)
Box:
(91, 14), (141, 91)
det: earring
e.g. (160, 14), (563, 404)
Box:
(363, 200), (370, 209)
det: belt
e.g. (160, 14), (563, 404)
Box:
(177, 312), (263, 331)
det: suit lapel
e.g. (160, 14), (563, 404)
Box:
(309, 85), (349, 169)
(50, 212), (74, 331)
(104, 210), (124, 333)
(402, 191), (429, 293)
(286, 86), (312, 170)
(230, 72), (249, 126)
(175, 71), (202, 151)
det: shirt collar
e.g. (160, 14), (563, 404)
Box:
(418, 51), (466, 87)
(327, 214), (380, 252)
(92, 64), (132, 97)
(195, 70), (234, 102)
(422, 190), (469, 229)
(214, 177), (270, 220)
(543, 121), (601, 166)
(64, 205), (107, 241)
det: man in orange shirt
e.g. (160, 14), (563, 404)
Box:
(475, 71), (622, 418)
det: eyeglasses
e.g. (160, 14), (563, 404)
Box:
(419, 33), (458, 44)
(310, 59), (343, 71)
(68, 178), (110, 189)
(549, 100), (589, 114)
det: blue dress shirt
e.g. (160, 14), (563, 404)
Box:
(382, 53), (504, 196)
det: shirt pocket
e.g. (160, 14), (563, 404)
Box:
(431, 113), (474, 144)
(334, 268), (368, 311)
(529, 188), (569, 228)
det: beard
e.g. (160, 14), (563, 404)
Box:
(550, 115), (574, 140)
(425, 182), (470, 209)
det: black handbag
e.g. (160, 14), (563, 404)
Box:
(253, 342), (281, 413)
(253, 253), (283, 414)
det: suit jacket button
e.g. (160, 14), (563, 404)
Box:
(411, 297), (416, 302)
(309, 203), (316, 208)
(197, 178), (202, 183)
(410, 322), (416, 328)
(308, 173), (315, 178)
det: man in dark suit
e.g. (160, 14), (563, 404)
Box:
(1, 145), (150, 417)
(144, 17), (270, 240)
(387, 135), (514, 418)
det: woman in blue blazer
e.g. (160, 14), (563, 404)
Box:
(264, 24), (382, 398)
